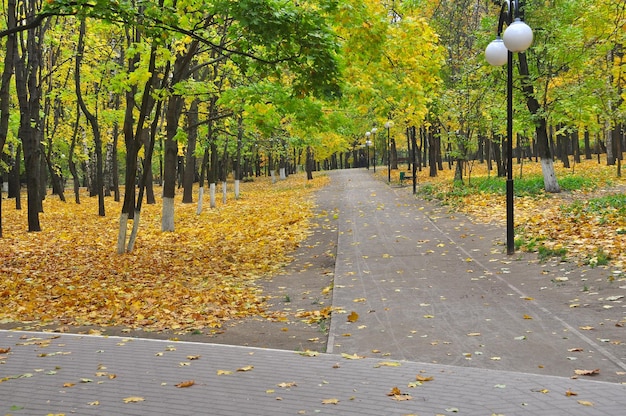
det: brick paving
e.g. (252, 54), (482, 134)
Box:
(2, 169), (626, 415)
(2, 330), (626, 415)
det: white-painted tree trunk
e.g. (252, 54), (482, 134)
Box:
(279, 167), (286, 180)
(196, 186), (204, 215)
(222, 181), (227, 204)
(117, 212), (129, 254)
(127, 210), (141, 252)
(605, 119), (614, 164)
(234, 179), (240, 199)
(270, 170), (276, 184)
(161, 196), (175, 231)
(540, 157), (561, 193)
(210, 182), (216, 208)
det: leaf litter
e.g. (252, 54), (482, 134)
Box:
(0, 176), (328, 332)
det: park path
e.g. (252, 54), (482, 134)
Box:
(1, 168), (626, 415)
(326, 169), (626, 382)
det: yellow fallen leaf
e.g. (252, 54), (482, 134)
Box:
(353, 298), (366, 303)
(217, 370), (232, 375)
(577, 400), (594, 406)
(341, 353), (364, 360)
(63, 382), (75, 388)
(186, 355), (200, 360)
(298, 350), (319, 357)
(123, 396), (145, 403)
(237, 365), (254, 372)
(322, 398), (339, 405)
(565, 389), (578, 396)
(87, 401), (100, 406)
(574, 368), (600, 376)
(423, 315), (435, 319)
(347, 311), (359, 323)
(175, 380), (195, 388)
(523, 314), (533, 320)
(579, 326), (594, 330)
(374, 361), (401, 368)
(416, 375), (434, 382)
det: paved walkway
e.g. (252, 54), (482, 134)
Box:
(2, 169), (626, 415)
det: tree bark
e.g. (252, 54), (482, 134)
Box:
(76, 18), (104, 216)
(517, 52), (560, 193)
(14, 0), (47, 231)
(182, 98), (199, 203)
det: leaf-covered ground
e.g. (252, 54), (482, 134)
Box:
(1, 175), (329, 332)
(388, 159), (625, 271)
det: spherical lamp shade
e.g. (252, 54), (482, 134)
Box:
(502, 19), (533, 53)
(485, 38), (508, 66)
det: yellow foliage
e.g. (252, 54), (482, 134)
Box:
(0, 174), (329, 332)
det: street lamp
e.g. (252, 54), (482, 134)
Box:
(371, 127), (377, 172)
(365, 131), (371, 170)
(384, 121), (393, 183)
(485, 0), (533, 255)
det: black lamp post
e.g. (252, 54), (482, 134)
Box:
(365, 131), (371, 170)
(385, 121), (393, 183)
(485, 0), (533, 255)
(371, 127), (377, 172)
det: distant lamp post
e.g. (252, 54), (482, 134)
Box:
(485, 0), (533, 255)
(371, 127), (377, 172)
(365, 131), (371, 170)
(384, 121), (393, 183)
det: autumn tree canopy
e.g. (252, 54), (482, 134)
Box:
(0, 0), (624, 240)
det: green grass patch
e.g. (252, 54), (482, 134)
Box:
(562, 193), (626, 224)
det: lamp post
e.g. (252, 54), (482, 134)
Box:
(485, 0), (533, 256)
(384, 121), (392, 183)
(365, 131), (371, 170)
(371, 127), (377, 172)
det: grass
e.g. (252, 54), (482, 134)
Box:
(407, 159), (626, 269)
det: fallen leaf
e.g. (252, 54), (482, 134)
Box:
(321, 398), (339, 405)
(415, 375), (434, 382)
(467, 332), (481, 337)
(87, 401), (100, 406)
(186, 355), (200, 360)
(374, 361), (401, 368)
(63, 382), (75, 387)
(577, 400), (594, 406)
(123, 396), (145, 403)
(568, 348), (584, 352)
(574, 369), (600, 376)
(347, 311), (359, 323)
(341, 353), (364, 360)
(237, 365), (254, 372)
(523, 314), (533, 320)
(277, 382), (297, 388)
(0, 347), (10, 354)
(175, 380), (195, 388)
(216, 370), (232, 375)
(387, 386), (402, 396)
(298, 350), (319, 357)
(565, 389), (578, 396)
(579, 326), (594, 331)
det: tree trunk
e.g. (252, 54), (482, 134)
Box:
(518, 52), (560, 193)
(0, 0), (17, 236)
(306, 146), (314, 180)
(428, 128), (438, 177)
(14, 1), (47, 231)
(76, 18), (104, 216)
(182, 98), (199, 203)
